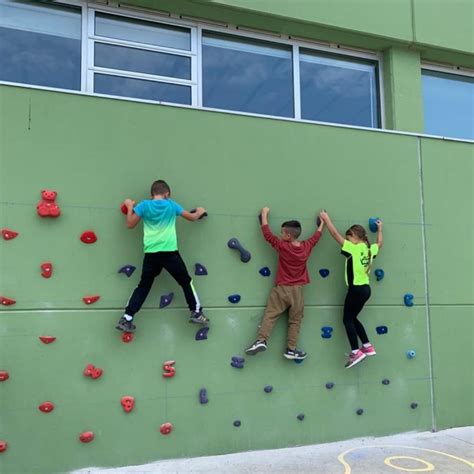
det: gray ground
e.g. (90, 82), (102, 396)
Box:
(74, 426), (474, 474)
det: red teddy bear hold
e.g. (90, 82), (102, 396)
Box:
(37, 190), (61, 218)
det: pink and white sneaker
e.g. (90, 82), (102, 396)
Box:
(345, 350), (367, 369)
(361, 344), (377, 356)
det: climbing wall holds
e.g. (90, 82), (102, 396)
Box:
(376, 326), (388, 335)
(0, 371), (9, 382)
(228, 294), (241, 304)
(162, 360), (176, 378)
(39, 336), (56, 344)
(79, 432), (94, 443)
(1, 228), (19, 240)
(368, 217), (379, 233)
(325, 382), (335, 390)
(404, 293), (414, 307)
(375, 269), (384, 281)
(319, 269), (330, 278)
(0, 441), (7, 453)
(264, 385), (273, 393)
(410, 402), (419, 409)
(37, 190), (61, 218)
(0, 297), (16, 306)
(83, 364), (103, 379)
(120, 203), (128, 215)
(297, 414), (305, 421)
(199, 388), (208, 404)
(231, 356), (245, 369)
(160, 292), (174, 308)
(382, 379), (390, 385)
(227, 238), (251, 263)
(160, 422), (173, 435)
(233, 420), (241, 427)
(121, 396), (135, 413)
(190, 209), (208, 219)
(82, 295), (100, 305)
(321, 326), (333, 339)
(118, 265), (136, 278)
(259, 267), (271, 277)
(407, 350), (416, 359)
(39, 401), (54, 413)
(194, 263), (208, 276)
(80, 231), (97, 244)
(195, 326), (210, 341)
(356, 409), (364, 416)
(40, 262), (53, 278)
(294, 358), (304, 364)
(121, 332), (134, 343)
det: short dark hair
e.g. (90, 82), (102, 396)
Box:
(150, 180), (170, 196)
(282, 220), (301, 238)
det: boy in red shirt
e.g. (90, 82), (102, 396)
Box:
(245, 207), (324, 360)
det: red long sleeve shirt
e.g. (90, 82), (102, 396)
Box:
(261, 224), (322, 286)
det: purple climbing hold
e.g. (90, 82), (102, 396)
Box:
(195, 326), (210, 341)
(259, 267), (271, 277)
(194, 263), (208, 276)
(297, 413), (305, 421)
(199, 388), (208, 404)
(228, 294), (241, 304)
(159, 292), (174, 309)
(319, 268), (330, 278)
(264, 385), (273, 393)
(118, 265), (136, 278)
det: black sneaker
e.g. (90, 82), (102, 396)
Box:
(189, 310), (210, 325)
(245, 340), (267, 355)
(283, 348), (307, 360)
(115, 316), (136, 332)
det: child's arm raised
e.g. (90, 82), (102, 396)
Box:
(376, 219), (383, 249)
(319, 210), (344, 245)
(260, 207), (281, 250)
(124, 199), (141, 229)
(307, 215), (325, 248)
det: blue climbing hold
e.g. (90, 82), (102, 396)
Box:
(319, 268), (330, 278)
(375, 269), (384, 281)
(321, 326), (333, 339)
(325, 382), (335, 390)
(410, 402), (418, 409)
(231, 356), (245, 369)
(407, 350), (416, 359)
(228, 294), (241, 304)
(368, 217), (379, 233)
(404, 293), (414, 307)
(297, 413), (305, 421)
(259, 267), (271, 277)
(294, 358), (304, 364)
(227, 238), (251, 263)
(194, 263), (208, 276)
(195, 326), (210, 341)
(264, 385), (273, 393)
(118, 265), (136, 278)
(356, 408), (364, 416)
(382, 379), (390, 385)
(199, 388), (208, 404)
(233, 420), (241, 427)
(159, 292), (174, 308)
(376, 326), (388, 335)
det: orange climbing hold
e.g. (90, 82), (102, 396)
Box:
(0, 371), (9, 382)
(0, 297), (16, 306)
(39, 401), (55, 413)
(1, 228), (19, 240)
(160, 422), (173, 435)
(121, 396), (135, 413)
(40, 262), (53, 278)
(36, 190), (61, 218)
(162, 360), (176, 378)
(79, 432), (94, 443)
(82, 295), (100, 305)
(39, 336), (56, 344)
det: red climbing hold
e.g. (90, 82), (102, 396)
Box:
(80, 231), (97, 244)
(0, 371), (9, 382)
(122, 332), (134, 343)
(83, 364), (95, 377)
(36, 190), (61, 218)
(79, 432), (94, 443)
(91, 368), (103, 379)
(160, 422), (173, 435)
(39, 336), (56, 344)
(121, 396), (135, 413)
(1, 228), (19, 240)
(120, 203), (128, 215)
(39, 401), (55, 413)
(162, 360), (176, 378)
(40, 262), (53, 278)
(0, 440), (7, 453)
(82, 295), (100, 305)
(0, 297), (16, 306)
(83, 364), (103, 379)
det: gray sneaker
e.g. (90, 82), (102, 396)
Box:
(115, 316), (136, 332)
(189, 310), (210, 325)
(245, 340), (267, 355)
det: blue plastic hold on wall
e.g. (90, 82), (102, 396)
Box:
(199, 388), (208, 404)
(264, 385), (273, 393)
(118, 265), (136, 278)
(294, 358), (304, 364)
(233, 420), (241, 427)
(376, 326), (388, 335)
(368, 217), (379, 233)
(410, 402), (418, 409)
(297, 413), (305, 421)
(227, 238), (251, 263)
(195, 326), (210, 341)
(194, 263), (208, 276)
(407, 350), (416, 359)
(375, 269), (384, 281)
(325, 382), (335, 390)
(404, 294), (414, 307)
(356, 408), (364, 416)
(259, 267), (271, 277)
(228, 294), (241, 304)
(319, 268), (330, 278)
(321, 326), (333, 339)
(231, 356), (245, 368)
(159, 292), (174, 308)
(382, 379), (390, 385)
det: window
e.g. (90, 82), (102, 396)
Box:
(0, 0), (81, 90)
(422, 69), (474, 141)
(300, 50), (379, 128)
(202, 32), (294, 118)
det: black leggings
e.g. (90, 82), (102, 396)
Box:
(125, 251), (200, 316)
(343, 285), (371, 351)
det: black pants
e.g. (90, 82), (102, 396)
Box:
(125, 251), (200, 317)
(343, 284), (371, 351)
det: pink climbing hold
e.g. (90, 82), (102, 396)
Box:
(40, 262), (53, 278)
(1, 228), (19, 240)
(0, 371), (9, 382)
(160, 422), (173, 435)
(121, 396), (135, 413)
(36, 190), (61, 218)
(39, 401), (55, 413)
(0, 440), (7, 453)
(79, 431), (94, 443)
(122, 332), (134, 343)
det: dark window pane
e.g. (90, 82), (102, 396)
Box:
(95, 43), (191, 80)
(300, 50), (379, 128)
(422, 70), (474, 140)
(202, 32), (293, 118)
(94, 74), (191, 105)
(95, 12), (190, 51)
(0, 0), (81, 90)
